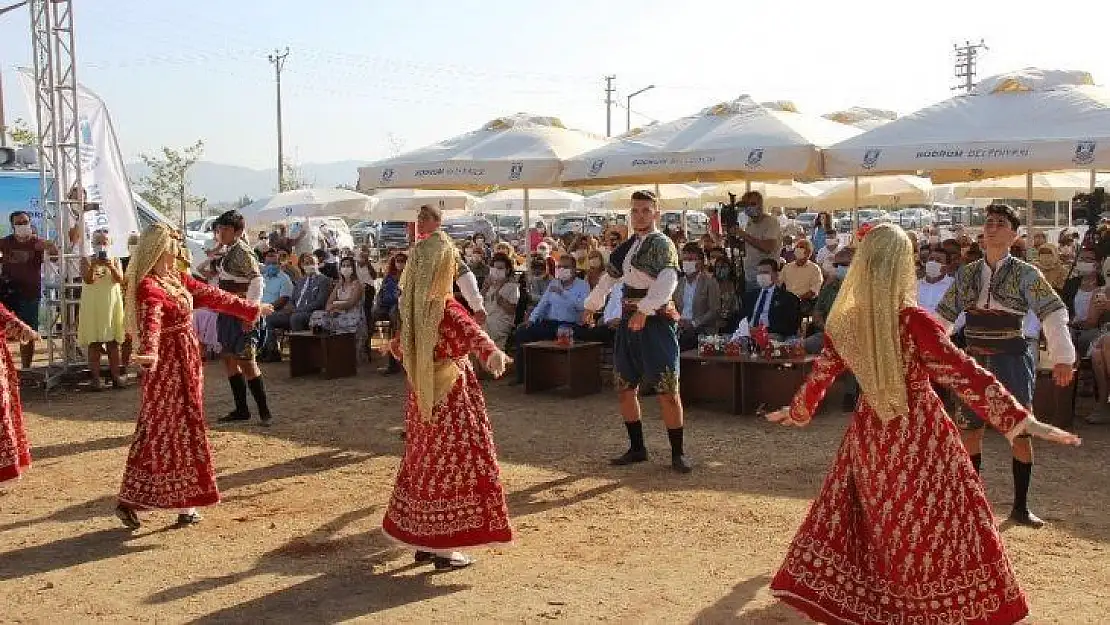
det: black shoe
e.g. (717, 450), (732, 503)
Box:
(175, 511), (203, 527)
(115, 504), (141, 530)
(414, 551), (435, 564)
(1009, 508), (1045, 528)
(671, 455), (693, 474)
(218, 411), (250, 424)
(259, 412), (273, 428)
(610, 449), (648, 466)
(432, 553), (474, 570)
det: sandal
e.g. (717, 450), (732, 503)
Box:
(175, 511), (203, 527)
(432, 553), (474, 571)
(414, 551), (435, 564)
(115, 504), (141, 530)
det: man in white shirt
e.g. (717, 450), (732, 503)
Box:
(917, 248), (955, 315)
(780, 239), (823, 304)
(936, 204), (1076, 528)
(814, 235), (840, 276)
(583, 190), (689, 473)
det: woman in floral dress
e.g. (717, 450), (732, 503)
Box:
(765, 223), (1081, 625)
(0, 303), (38, 484)
(383, 231), (513, 570)
(115, 224), (273, 529)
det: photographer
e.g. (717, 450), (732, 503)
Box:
(727, 191), (782, 291)
(78, 230), (127, 390)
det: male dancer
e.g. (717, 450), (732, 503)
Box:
(382, 203), (485, 374)
(936, 203), (1075, 527)
(583, 190), (689, 473)
(210, 210), (273, 426)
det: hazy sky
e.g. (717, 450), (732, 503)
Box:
(1, 0), (1107, 170)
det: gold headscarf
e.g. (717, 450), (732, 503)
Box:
(400, 230), (461, 421)
(825, 223), (917, 421)
(124, 223), (190, 338)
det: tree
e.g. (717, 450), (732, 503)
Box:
(136, 140), (205, 229)
(4, 118), (36, 147)
(280, 158), (305, 192)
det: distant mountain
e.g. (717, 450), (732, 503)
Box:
(125, 160), (366, 203)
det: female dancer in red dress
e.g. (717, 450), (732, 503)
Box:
(115, 224), (272, 529)
(0, 302), (38, 484)
(383, 230), (513, 570)
(765, 223), (1081, 625)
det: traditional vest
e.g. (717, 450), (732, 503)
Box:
(605, 231), (679, 299)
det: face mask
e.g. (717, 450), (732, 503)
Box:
(682, 261), (698, 275)
(13, 224), (31, 237)
(303, 265), (318, 275)
(95, 244), (109, 254)
(928, 236), (940, 245)
(925, 261), (944, 279)
(835, 266), (849, 280)
(474, 239), (485, 246)
(1078, 262), (1096, 274)
(744, 206), (761, 218)
(340, 267), (354, 278)
(490, 268), (506, 280)
(756, 274), (773, 289)
(555, 268), (573, 281)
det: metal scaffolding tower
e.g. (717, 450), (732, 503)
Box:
(29, 0), (84, 389)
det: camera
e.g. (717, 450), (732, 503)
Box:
(719, 192), (741, 231)
(1072, 188), (1107, 249)
(96, 250), (108, 261)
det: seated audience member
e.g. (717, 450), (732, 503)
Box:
(780, 238), (823, 304)
(512, 254), (592, 384)
(257, 248), (295, 361)
(309, 255), (366, 336)
(673, 243), (721, 351)
(314, 248), (340, 280)
(265, 254), (333, 352)
(584, 250), (606, 289)
(523, 254), (552, 318)
(482, 252), (521, 349)
(734, 258), (801, 341)
(802, 247), (859, 410)
(712, 255), (741, 334)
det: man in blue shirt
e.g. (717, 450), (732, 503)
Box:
(513, 254), (591, 383)
(258, 248), (295, 362)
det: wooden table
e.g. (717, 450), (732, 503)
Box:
(286, 331), (358, 379)
(680, 350), (818, 414)
(1033, 368), (1076, 429)
(523, 341), (602, 397)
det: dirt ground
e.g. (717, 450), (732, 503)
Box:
(2, 352), (1109, 624)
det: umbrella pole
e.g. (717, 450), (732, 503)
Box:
(852, 176), (859, 236)
(1054, 201), (1059, 228)
(1025, 171), (1034, 227)
(1091, 168), (1097, 193)
(523, 188), (532, 255)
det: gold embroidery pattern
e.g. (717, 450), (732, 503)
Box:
(773, 308), (1030, 623)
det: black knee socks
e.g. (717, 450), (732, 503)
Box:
(625, 421), (645, 452)
(667, 427), (684, 458)
(247, 376), (271, 420)
(1012, 459), (1033, 512)
(228, 373), (249, 416)
(970, 453), (982, 474)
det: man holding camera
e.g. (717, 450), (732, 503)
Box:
(0, 211), (60, 369)
(729, 191), (782, 291)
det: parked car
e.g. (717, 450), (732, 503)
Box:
(934, 207), (952, 226)
(661, 210), (710, 237)
(484, 214), (524, 242)
(791, 212), (820, 235)
(349, 220), (379, 247)
(378, 221), (412, 250)
(894, 208), (934, 230)
(553, 214), (605, 237)
(857, 209), (891, 227)
(442, 215), (495, 242)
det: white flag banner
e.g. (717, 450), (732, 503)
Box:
(18, 69), (140, 258)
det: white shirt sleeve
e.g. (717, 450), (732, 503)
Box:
(585, 273), (617, 312)
(245, 277), (263, 303)
(456, 271), (485, 313)
(637, 268), (679, 315)
(603, 283), (623, 323)
(1042, 307), (1077, 365)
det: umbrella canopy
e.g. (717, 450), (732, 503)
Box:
(822, 107), (898, 131)
(240, 188), (373, 223)
(814, 175), (934, 208)
(699, 180), (822, 209)
(584, 184), (704, 210)
(561, 95), (861, 185)
(825, 68), (1110, 181)
(477, 188), (583, 214)
(368, 189), (477, 221)
(956, 171), (1093, 202)
(357, 114), (607, 191)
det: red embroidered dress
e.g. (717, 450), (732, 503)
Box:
(383, 300), (513, 551)
(118, 273), (259, 509)
(0, 303), (32, 483)
(771, 308), (1032, 625)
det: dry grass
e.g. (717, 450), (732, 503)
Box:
(1, 355), (1108, 624)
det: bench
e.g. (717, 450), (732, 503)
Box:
(680, 350), (818, 414)
(286, 331), (358, 379)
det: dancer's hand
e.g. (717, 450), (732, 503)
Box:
(17, 326), (39, 344)
(765, 407), (802, 427)
(258, 303), (275, 318)
(486, 351), (512, 378)
(1052, 363), (1075, 387)
(1024, 419), (1082, 446)
(628, 311), (647, 332)
(580, 309), (597, 327)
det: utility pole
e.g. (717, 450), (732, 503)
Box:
(952, 40), (987, 94)
(269, 47), (290, 191)
(604, 75), (616, 137)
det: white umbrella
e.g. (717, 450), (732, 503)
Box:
(826, 68), (1110, 182)
(561, 95), (861, 185)
(584, 184), (704, 210)
(956, 171), (1092, 202)
(478, 188), (583, 214)
(699, 180), (821, 209)
(368, 189), (476, 221)
(240, 188), (373, 224)
(822, 107), (898, 131)
(815, 175), (934, 208)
